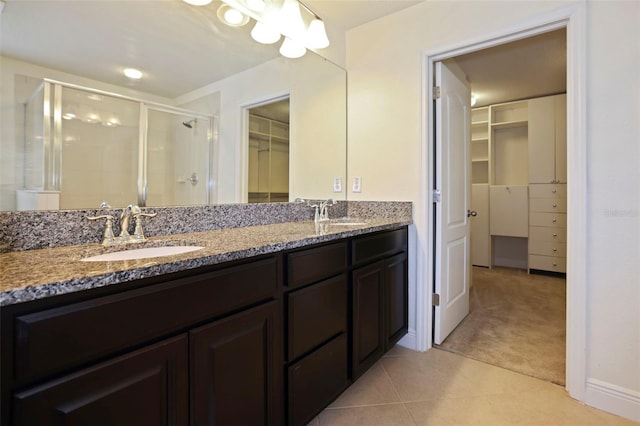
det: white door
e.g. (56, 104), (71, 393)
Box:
(433, 61), (471, 345)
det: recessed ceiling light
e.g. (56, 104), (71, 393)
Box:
(123, 68), (143, 80)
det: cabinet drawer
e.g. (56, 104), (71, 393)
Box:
(529, 226), (567, 243)
(529, 254), (566, 273)
(287, 241), (348, 289)
(288, 274), (347, 361)
(352, 228), (407, 265)
(529, 212), (567, 228)
(529, 197), (567, 213)
(529, 183), (567, 198)
(14, 256), (278, 383)
(288, 334), (348, 426)
(529, 240), (566, 257)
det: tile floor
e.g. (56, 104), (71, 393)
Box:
(310, 347), (637, 426)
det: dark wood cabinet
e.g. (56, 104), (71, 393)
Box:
(352, 229), (408, 379)
(13, 334), (188, 426)
(2, 226), (408, 426)
(190, 301), (281, 426)
(384, 252), (409, 349)
(352, 260), (385, 379)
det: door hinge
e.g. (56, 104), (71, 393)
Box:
(433, 86), (441, 99)
(432, 189), (441, 203)
(432, 293), (440, 306)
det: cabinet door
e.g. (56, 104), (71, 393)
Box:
(384, 252), (408, 350)
(352, 261), (384, 379)
(528, 96), (556, 184)
(13, 335), (188, 426)
(555, 94), (567, 183)
(190, 301), (282, 426)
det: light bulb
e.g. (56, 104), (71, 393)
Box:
(279, 0), (305, 39)
(306, 19), (329, 49)
(183, 0), (212, 5)
(471, 95), (477, 106)
(280, 37), (306, 59)
(251, 21), (281, 44)
(123, 68), (143, 79)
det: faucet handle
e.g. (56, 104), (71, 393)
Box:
(132, 211), (157, 240)
(87, 215), (116, 246)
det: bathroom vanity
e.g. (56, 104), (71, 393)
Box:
(0, 219), (409, 426)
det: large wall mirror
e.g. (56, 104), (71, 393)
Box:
(0, 0), (346, 211)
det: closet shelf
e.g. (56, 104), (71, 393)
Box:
(491, 120), (528, 130)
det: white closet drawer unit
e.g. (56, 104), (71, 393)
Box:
(529, 212), (567, 228)
(529, 226), (567, 242)
(529, 183), (567, 198)
(529, 197), (567, 213)
(529, 254), (567, 273)
(528, 240), (566, 257)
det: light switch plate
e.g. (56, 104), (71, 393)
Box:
(333, 177), (342, 193)
(352, 176), (362, 193)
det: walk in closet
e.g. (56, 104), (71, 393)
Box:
(470, 93), (567, 274)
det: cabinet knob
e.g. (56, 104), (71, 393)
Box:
(553, 203), (557, 208)
(552, 218), (557, 223)
(552, 189), (557, 194)
(553, 233), (558, 237)
(553, 263), (558, 267)
(553, 248), (557, 252)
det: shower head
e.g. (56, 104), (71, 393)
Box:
(182, 118), (197, 128)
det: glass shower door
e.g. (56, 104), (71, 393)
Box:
(59, 87), (139, 209)
(145, 108), (212, 207)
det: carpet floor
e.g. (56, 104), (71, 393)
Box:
(437, 266), (566, 385)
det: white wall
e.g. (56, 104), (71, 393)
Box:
(346, 0), (639, 421)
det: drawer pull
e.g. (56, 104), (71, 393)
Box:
(553, 248), (557, 252)
(552, 189), (557, 194)
(553, 204), (557, 208)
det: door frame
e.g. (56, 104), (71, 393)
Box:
(417, 2), (587, 401)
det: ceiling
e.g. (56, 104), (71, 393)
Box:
(0, 0), (565, 104)
(452, 29), (567, 107)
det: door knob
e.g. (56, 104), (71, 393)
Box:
(467, 210), (478, 217)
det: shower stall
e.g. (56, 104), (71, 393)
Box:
(20, 79), (215, 210)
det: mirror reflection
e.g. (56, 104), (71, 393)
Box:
(0, 0), (346, 211)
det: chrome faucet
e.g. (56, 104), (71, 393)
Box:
(88, 204), (156, 246)
(318, 199), (336, 222)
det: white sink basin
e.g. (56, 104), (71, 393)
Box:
(81, 245), (204, 262)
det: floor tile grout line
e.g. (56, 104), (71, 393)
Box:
(381, 358), (409, 404)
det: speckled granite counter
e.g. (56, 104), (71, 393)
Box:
(0, 218), (411, 306)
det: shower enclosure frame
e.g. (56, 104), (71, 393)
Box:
(37, 78), (216, 208)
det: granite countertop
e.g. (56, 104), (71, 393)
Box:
(0, 218), (410, 306)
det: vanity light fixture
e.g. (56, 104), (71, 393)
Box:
(123, 68), (143, 80)
(251, 20), (281, 44)
(183, 0), (329, 58)
(306, 18), (329, 49)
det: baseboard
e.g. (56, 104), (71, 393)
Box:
(397, 329), (417, 351)
(585, 378), (640, 422)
